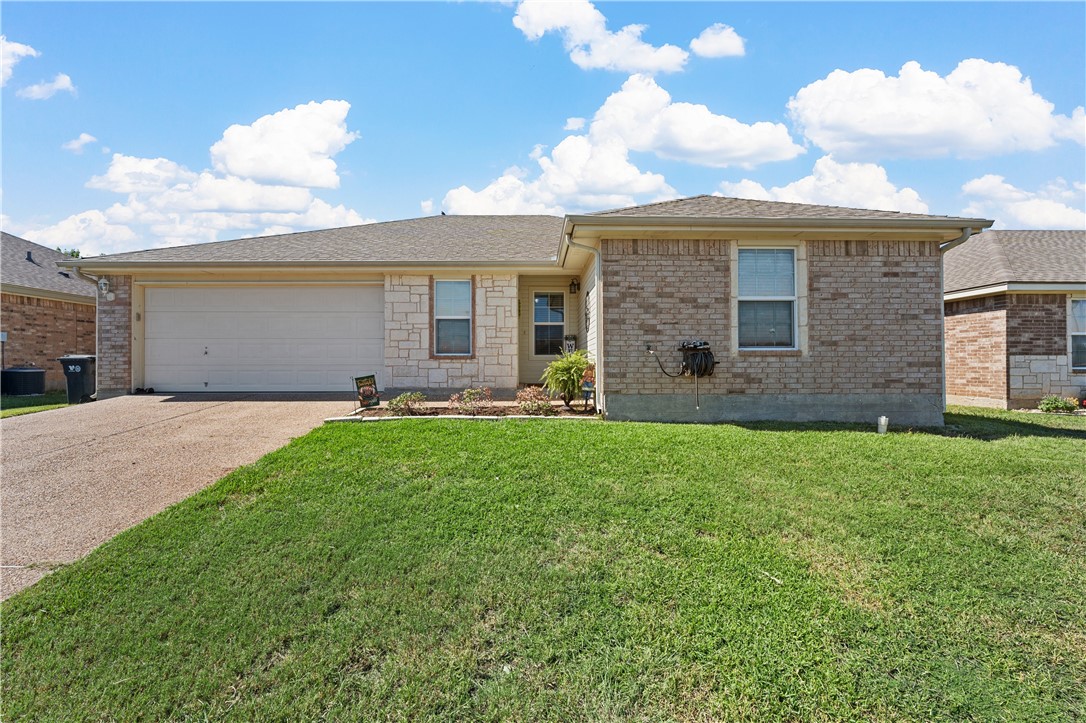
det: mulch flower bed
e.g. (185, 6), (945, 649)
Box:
(354, 402), (596, 418)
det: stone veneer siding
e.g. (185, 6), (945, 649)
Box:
(601, 238), (945, 425)
(1, 292), (96, 391)
(384, 273), (518, 390)
(944, 295), (1008, 407)
(944, 293), (1084, 408)
(96, 275), (133, 397)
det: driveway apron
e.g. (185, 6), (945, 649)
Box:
(0, 393), (352, 600)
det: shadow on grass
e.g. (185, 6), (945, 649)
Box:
(728, 414), (1086, 442)
(941, 412), (1086, 441)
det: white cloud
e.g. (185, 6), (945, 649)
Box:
(789, 59), (1086, 160)
(20, 101), (373, 255)
(689, 23), (745, 58)
(420, 199), (434, 215)
(61, 133), (98, 154)
(443, 128), (676, 216)
(210, 100), (359, 188)
(442, 73), (804, 214)
(513, 0), (687, 74)
(87, 154), (198, 194)
(23, 209), (138, 258)
(719, 155), (930, 213)
(564, 117), (586, 131)
(1, 36), (39, 87)
(962, 175), (1086, 229)
(594, 74), (803, 168)
(149, 173), (314, 213)
(16, 72), (75, 100)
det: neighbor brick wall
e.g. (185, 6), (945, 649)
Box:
(944, 293), (1082, 408)
(384, 273), (518, 390)
(601, 237), (943, 397)
(1006, 294), (1066, 356)
(944, 295), (1008, 407)
(96, 275), (132, 395)
(1, 292), (95, 391)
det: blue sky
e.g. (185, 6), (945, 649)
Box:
(2, 1), (1084, 256)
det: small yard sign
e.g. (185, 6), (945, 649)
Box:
(355, 374), (380, 408)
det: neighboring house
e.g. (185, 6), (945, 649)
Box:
(64, 196), (992, 425)
(1, 232), (97, 391)
(943, 230), (1086, 409)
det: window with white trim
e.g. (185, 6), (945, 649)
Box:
(434, 280), (471, 355)
(738, 248), (796, 349)
(1071, 298), (1086, 370)
(533, 291), (565, 356)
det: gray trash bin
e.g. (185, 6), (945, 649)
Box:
(57, 355), (97, 404)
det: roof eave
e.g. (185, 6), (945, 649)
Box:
(565, 213), (992, 234)
(58, 259), (563, 273)
(944, 281), (1086, 301)
(0, 282), (96, 304)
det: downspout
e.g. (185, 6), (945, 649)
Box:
(937, 227), (977, 416)
(564, 233), (604, 414)
(939, 226), (977, 254)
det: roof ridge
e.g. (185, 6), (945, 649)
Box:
(590, 194), (713, 216)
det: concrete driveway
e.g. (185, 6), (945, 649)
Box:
(1, 393), (354, 600)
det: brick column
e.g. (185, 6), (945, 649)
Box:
(96, 275), (132, 397)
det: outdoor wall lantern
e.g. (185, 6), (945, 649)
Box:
(569, 278), (580, 295)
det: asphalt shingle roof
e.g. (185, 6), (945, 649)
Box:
(78, 215), (566, 265)
(943, 230), (1086, 293)
(591, 194), (981, 222)
(1, 232), (95, 298)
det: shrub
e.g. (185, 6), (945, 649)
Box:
(387, 392), (427, 416)
(1038, 395), (1080, 413)
(515, 386), (556, 416)
(448, 387), (493, 416)
(540, 349), (591, 407)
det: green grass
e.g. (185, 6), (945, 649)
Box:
(0, 391), (69, 418)
(3, 408), (1084, 721)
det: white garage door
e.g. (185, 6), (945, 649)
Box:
(144, 285), (384, 392)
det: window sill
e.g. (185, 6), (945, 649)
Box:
(737, 349), (803, 356)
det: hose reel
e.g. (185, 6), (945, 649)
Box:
(648, 339), (717, 409)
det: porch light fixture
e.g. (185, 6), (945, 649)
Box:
(569, 278), (580, 295)
(97, 278), (110, 295)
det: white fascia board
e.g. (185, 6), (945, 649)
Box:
(944, 282), (1086, 301)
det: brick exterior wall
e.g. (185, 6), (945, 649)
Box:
(96, 275), (132, 396)
(384, 273), (518, 390)
(601, 239), (943, 416)
(944, 293), (1084, 408)
(1006, 294), (1066, 356)
(944, 295), (1008, 407)
(1, 292), (95, 391)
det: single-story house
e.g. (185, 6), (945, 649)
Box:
(64, 195), (993, 425)
(1, 232), (97, 391)
(943, 229), (1086, 409)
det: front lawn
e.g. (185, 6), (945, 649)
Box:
(3, 408), (1084, 720)
(0, 391), (69, 418)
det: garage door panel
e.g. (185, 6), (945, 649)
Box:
(144, 286), (385, 392)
